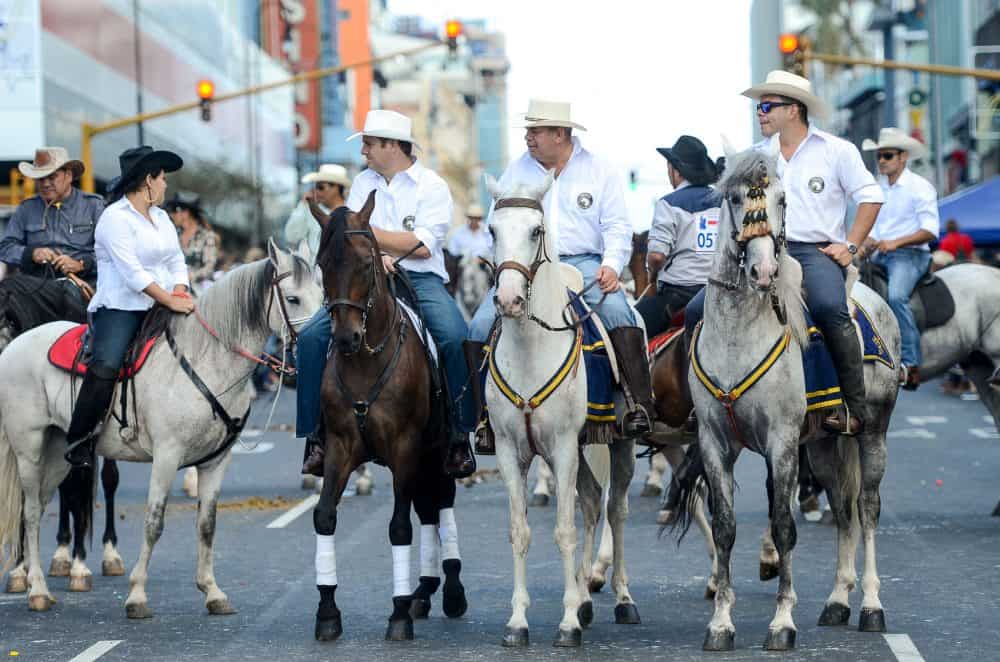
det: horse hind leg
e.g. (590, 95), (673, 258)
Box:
(530, 457), (554, 507)
(62, 467), (94, 592)
(17, 455), (57, 611)
(763, 446), (799, 651)
(759, 462), (780, 582)
(100, 459), (125, 576)
(588, 515), (612, 593)
(354, 463), (374, 496)
(195, 454), (237, 615)
(5, 517), (28, 594)
(607, 438), (640, 625)
(641, 450), (668, 498)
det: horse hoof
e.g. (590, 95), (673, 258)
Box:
(577, 601), (593, 628)
(588, 574), (605, 593)
(704, 585), (717, 600)
(207, 598), (238, 615)
(409, 597), (431, 620)
(442, 581), (467, 618)
(656, 509), (675, 526)
(385, 617), (414, 641)
(28, 594), (55, 612)
(640, 483), (663, 497)
(818, 602), (851, 626)
(614, 602), (641, 625)
(102, 559), (126, 576)
(703, 628), (736, 651)
(858, 607), (886, 632)
(553, 627), (582, 648)
(502, 626), (529, 647)
(126, 602), (154, 619)
(764, 627), (796, 651)
(48, 559), (71, 577)
(759, 562), (779, 582)
(301, 475), (317, 491)
(529, 493), (549, 507)
(315, 614), (343, 641)
(5, 575), (28, 594)
(68, 575), (93, 592)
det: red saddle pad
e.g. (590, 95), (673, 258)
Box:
(48, 324), (159, 378)
(647, 326), (684, 358)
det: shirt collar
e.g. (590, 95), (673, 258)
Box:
(400, 159), (424, 183)
(673, 179), (690, 192)
(770, 122), (824, 160)
(120, 196), (161, 227)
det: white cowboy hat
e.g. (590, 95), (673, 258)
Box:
(301, 163), (352, 187)
(18, 146), (85, 180)
(862, 127), (928, 160)
(466, 203), (485, 218)
(347, 109), (421, 150)
(516, 99), (587, 131)
(742, 70), (831, 121)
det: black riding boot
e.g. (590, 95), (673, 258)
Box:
(463, 340), (494, 455)
(302, 432), (325, 477)
(64, 365), (118, 468)
(822, 324), (866, 436)
(444, 429), (476, 479)
(608, 327), (655, 438)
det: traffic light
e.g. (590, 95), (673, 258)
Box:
(778, 33), (807, 77)
(197, 79), (215, 122)
(629, 170), (638, 191)
(445, 20), (462, 55)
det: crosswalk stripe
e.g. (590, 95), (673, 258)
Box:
(265, 494), (319, 529)
(884, 634), (926, 662)
(68, 640), (123, 662)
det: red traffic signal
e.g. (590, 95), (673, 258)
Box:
(778, 33), (799, 54)
(196, 79), (215, 100)
(778, 34), (808, 77)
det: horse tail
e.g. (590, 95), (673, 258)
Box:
(581, 443), (611, 490)
(0, 420), (24, 574)
(834, 436), (861, 527)
(664, 443), (709, 543)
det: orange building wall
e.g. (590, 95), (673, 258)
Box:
(337, 0), (372, 132)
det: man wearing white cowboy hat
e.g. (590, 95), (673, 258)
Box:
(294, 109), (477, 479)
(285, 163), (351, 264)
(446, 202), (492, 259)
(0, 146), (104, 335)
(465, 98), (656, 452)
(685, 71), (884, 436)
(861, 127), (939, 390)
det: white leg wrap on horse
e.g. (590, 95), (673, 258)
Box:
(315, 534), (337, 586)
(420, 524), (440, 577)
(438, 508), (460, 561)
(392, 544), (411, 597)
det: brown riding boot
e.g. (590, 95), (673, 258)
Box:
(608, 326), (656, 439)
(301, 433), (325, 477)
(822, 324), (866, 436)
(463, 340), (495, 455)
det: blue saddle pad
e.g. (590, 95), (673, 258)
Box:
(568, 294), (616, 423)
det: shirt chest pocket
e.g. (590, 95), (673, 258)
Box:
(24, 219), (49, 244)
(69, 220), (95, 243)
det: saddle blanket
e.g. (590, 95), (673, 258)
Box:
(398, 298), (437, 362)
(648, 327), (684, 359)
(568, 294), (615, 423)
(48, 324), (159, 378)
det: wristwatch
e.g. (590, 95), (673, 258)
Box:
(846, 242), (858, 255)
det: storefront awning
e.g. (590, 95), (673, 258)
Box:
(938, 176), (1000, 245)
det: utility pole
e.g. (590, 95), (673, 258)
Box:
(132, 0), (144, 145)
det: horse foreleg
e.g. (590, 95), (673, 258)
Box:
(657, 445), (686, 524)
(530, 457), (554, 507)
(386, 469), (416, 641)
(641, 451), (668, 498)
(574, 452), (603, 628)
(764, 443), (799, 651)
(101, 459), (125, 576)
(496, 440), (531, 647)
(589, 515), (613, 593)
(411, 487), (442, 620)
(857, 432), (888, 632)
(809, 440), (858, 627)
(608, 438), (640, 624)
(195, 454), (236, 615)
(436, 477), (467, 619)
(313, 448), (355, 642)
(701, 439), (736, 652)
(124, 454), (179, 619)
(550, 442), (583, 647)
(49, 480), (72, 577)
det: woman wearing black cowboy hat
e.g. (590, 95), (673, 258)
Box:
(167, 191), (220, 292)
(64, 146), (196, 468)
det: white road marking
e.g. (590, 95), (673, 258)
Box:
(266, 494), (319, 529)
(231, 441), (274, 455)
(905, 416), (947, 425)
(969, 427), (1000, 439)
(886, 428), (937, 439)
(984, 415), (994, 423)
(884, 634), (926, 662)
(68, 640), (123, 662)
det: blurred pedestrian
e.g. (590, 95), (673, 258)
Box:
(166, 191), (219, 294)
(938, 219), (977, 263)
(447, 203), (491, 259)
(285, 164), (350, 264)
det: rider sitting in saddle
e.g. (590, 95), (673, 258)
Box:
(685, 71), (884, 436)
(285, 164), (351, 266)
(296, 110), (477, 479)
(64, 146), (196, 468)
(860, 128), (939, 391)
(0, 147), (103, 335)
(637, 135), (723, 338)
(466, 99), (655, 451)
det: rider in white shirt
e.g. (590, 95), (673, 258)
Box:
(284, 164), (350, 266)
(447, 203), (492, 259)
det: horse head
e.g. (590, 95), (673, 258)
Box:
(317, 191), (382, 355)
(264, 238), (324, 338)
(485, 171), (555, 319)
(717, 147), (785, 291)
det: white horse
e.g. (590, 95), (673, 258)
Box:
(0, 242), (322, 616)
(485, 173), (639, 648)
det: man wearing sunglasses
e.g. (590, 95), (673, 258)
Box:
(285, 163), (351, 265)
(861, 128), (938, 391)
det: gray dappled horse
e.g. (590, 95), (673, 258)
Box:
(0, 243), (321, 617)
(673, 147), (899, 651)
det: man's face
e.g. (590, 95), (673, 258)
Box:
(35, 168), (74, 204)
(876, 149), (907, 177)
(314, 182), (342, 208)
(361, 136), (394, 174)
(525, 127), (564, 164)
(468, 215), (482, 231)
(756, 94), (795, 137)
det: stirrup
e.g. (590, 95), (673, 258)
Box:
(473, 420), (495, 455)
(620, 405), (653, 438)
(64, 438), (94, 468)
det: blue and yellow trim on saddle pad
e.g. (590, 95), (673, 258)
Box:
(568, 295), (617, 423)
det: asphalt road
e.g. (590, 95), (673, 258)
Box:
(2, 379), (999, 661)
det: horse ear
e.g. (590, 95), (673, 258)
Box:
(535, 170), (555, 199)
(307, 199), (330, 229)
(720, 134), (738, 161)
(266, 237), (285, 269)
(484, 173), (503, 200)
(295, 238), (313, 265)
(357, 190), (376, 226)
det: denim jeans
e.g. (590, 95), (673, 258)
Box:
(468, 253), (637, 342)
(295, 270), (473, 438)
(90, 307), (148, 374)
(871, 248), (931, 367)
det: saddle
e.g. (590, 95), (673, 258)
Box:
(48, 324), (158, 379)
(860, 261), (955, 331)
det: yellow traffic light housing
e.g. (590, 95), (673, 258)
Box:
(197, 79), (215, 122)
(778, 33), (808, 77)
(445, 20), (462, 54)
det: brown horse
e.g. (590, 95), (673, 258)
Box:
(309, 195), (465, 642)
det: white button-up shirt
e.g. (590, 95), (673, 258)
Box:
(88, 197), (190, 312)
(346, 160), (453, 282)
(765, 125), (884, 243)
(869, 168), (939, 250)
(495, 138), (632, 274)
(447, 224), (492, 258)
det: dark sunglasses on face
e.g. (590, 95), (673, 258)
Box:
(877, 151), (900, 161)
(756, 101), (795, 114)
(315, 183), (330, 191)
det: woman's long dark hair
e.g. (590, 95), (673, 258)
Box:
(105, 165), (166, 208)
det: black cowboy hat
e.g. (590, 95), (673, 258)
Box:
(165, 190), (203, 214)
(656, 135), (720, 186)
(108, 145), (183, 196)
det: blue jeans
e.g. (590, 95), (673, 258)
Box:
(90, 307), (148, 376)
(468, 253), (637, 342)
(295, 270), (473, 437)
(871, 248), (930, 367)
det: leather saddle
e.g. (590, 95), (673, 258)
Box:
(859, 261), (955, 332)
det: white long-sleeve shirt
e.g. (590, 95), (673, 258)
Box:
(346, 160), (453, 282)
(869, 168), (939, 250)
(495, 138), (633, 274)
(88, 197), (190, 312)
(763, 125), (884, 243)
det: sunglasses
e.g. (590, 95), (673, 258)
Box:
(877, 151), (901, 161)
(756, 101), (795, 114)
(315, 183), (331, 190)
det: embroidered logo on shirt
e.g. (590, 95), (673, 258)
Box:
(577, 192), (593, 210)
(402, 215), (416, 231)
(808, 177), (825, 194)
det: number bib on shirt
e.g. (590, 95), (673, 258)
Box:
(695, 210), (720, 253)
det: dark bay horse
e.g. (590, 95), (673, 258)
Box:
(309, 195), (466, 642)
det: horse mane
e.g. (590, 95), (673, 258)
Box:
(317, 206), (353, 276)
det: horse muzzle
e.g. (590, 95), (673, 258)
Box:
(494, 293), (526, 319)
(334, 329), (362, 355)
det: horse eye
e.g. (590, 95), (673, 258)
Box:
(531, 225), (543, 239)
(286, 296), (300, 305)
(729, 193), (742, 205)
